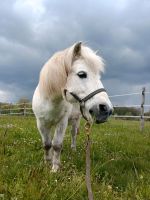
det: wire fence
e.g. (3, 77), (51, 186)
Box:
(109, 91), (150, 98)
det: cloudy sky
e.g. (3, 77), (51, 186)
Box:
(0, 0), (150, 106)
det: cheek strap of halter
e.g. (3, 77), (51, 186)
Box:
(67, 88), (107, 121)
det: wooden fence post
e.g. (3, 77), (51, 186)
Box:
(140, 87), (145, 131)
(23, 103), (26, 116)
(9, 103), (11, 115)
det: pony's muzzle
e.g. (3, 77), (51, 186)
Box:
(89, 104), (113, 124)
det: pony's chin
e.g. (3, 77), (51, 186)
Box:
(94, 115), (108, 124)
(88, 113), (108, 124)
(86, 113), (107, 124)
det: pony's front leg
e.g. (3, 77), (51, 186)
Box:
(51, 117), (68, 172)
(71, 117), (80, 151)
(37, 119), (52, 162)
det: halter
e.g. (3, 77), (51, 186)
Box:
(69, 88), (107, 121)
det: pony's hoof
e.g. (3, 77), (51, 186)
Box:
(51, 168), (58, 173)
(51, 167), (59, 173)
(51, 164), (59, 173)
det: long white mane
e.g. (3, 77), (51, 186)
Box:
(39, 43), (105, 98)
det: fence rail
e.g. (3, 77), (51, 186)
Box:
(114, 105), (150, 108)
(113, 115), (150, 119)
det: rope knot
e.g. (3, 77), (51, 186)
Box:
(84, 122), (92, 136)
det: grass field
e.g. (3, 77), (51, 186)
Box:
(0, 116), (150, 200)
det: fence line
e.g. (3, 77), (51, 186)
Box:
(0, 88), (149, 131)
(0, 108), (32, 111)
(1, 105), (150, 113)
(15, 102), (31, 106)
(114, 105), (150, 108)
(0, 113), (24, 116)
(0, 102), (31, 108)
(109, 91), (150, 98)
(113, 115), (150, 119)
(1, 105), (150, 111)
(1, 112), (150, 119)
(109, 92), (140, 98)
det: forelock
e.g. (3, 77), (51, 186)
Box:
(80, 46), (105, 74)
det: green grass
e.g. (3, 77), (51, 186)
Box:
(0, 116), (150, 200)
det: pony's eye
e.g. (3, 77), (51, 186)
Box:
(77, 71), (87, 79)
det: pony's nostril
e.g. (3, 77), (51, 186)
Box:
(99, 104), (108, 113)
(89, 109), (94, 115)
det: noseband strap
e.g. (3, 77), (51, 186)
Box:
(70, 88), (106, 121)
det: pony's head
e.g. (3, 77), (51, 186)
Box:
(64, 42), (113, 123)
(39, 42), (113, 123)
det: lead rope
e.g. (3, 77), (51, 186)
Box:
(84, 122), (94, 200)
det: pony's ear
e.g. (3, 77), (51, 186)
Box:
(73, 42), (82, 59)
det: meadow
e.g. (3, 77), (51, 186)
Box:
(0, 116), (150, 200)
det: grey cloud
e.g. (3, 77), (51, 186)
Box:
(0, 0), (150, 105)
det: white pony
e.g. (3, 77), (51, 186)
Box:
(32, 42), (113, 172)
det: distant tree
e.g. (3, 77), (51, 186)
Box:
(0, 102), (10, 109)
(17, 97), (30, 104)
(17, 97), (31, 109)
(114, 107), (140, 116)
(145, 110), (150, 116)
